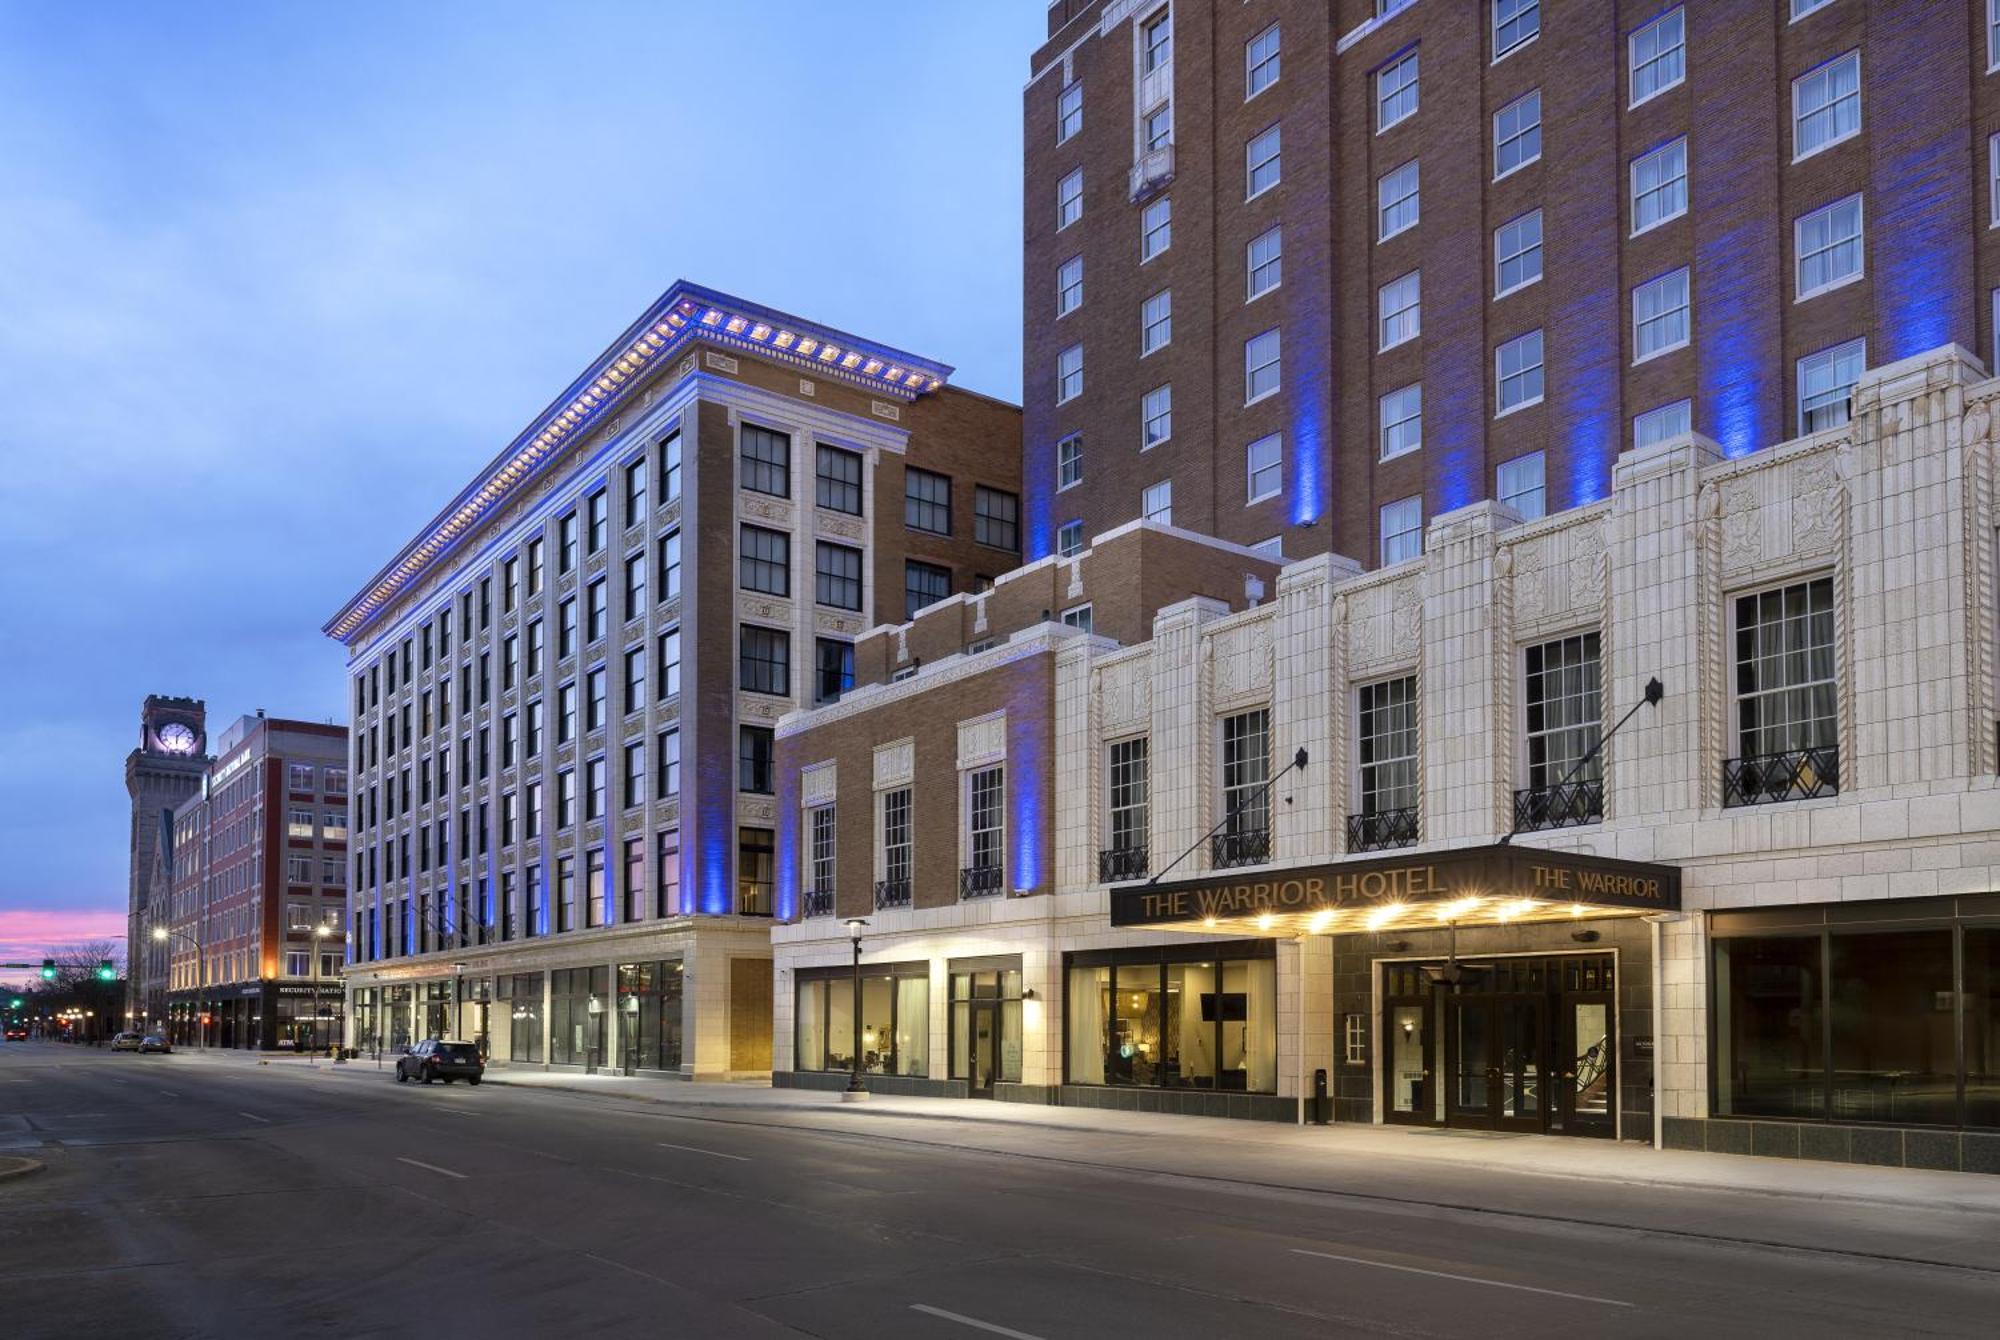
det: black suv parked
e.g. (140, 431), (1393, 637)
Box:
(395, 1039), (484, 1085)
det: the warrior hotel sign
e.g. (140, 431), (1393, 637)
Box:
(1111, 844), (1681, 938)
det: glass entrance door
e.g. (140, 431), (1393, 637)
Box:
(1445, 995), (1545, 1132)
(1556, 995), (1615, 1137)
(1383, 1000), (1436, 1124)
(968, 1003), (999, 1097)
(1448, 997), (1494, 1125)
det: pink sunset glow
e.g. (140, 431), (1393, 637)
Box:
(0, 906), (127, 983)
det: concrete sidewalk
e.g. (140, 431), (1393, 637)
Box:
(174, 1046), (2000, 1215)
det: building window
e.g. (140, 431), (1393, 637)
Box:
(1493, 0), (1539, 59)
(586, 665), (608, 732)
(1379, 384), (1422, 461)
(1377, 47), (1418, 130)
(624, 455), (647, 526)
(975, 486), (1020, 551)
(656, 727), (680, 800)
(658, 530), (681, 601)
(881, 787), (913, 890)
(1057, 168), (1082, 230)
(1794, 50), (1860, 158)
(1244, 22), (1280, 99)
(1245, 227), (1281, 301)
(1380, 496), (1423, 565)
(1632, 136), (1688, 233)
(1246, 433), (1283, 504)
(966, 765), (1004, 880)
(807, 803), (837, 905)
(731, 427), (788, 503)
(585, 756), (606, 822)
(1635, 399), (1692, 449)
(1141, 196), (1171, 260)
(739, 525), (790, 597)
(1246, 124), (1281, 198)
(1378, 270), (1420, 349)
(1493, 88), (1541, 179)
(1633, 267), (1691, 361)
(623, 740), (645, 810)
(1377, 159), (1419, 240)
(624, 551), (646, 609)
(1219, 708), (1271, 861)
(1057, 255), (1083, 317)
(739, 726), (775, 795)
(1141, 289), (1172, 355)
(657, 627), (681, 701)
(660, 430), (681, 503)
(795, 961), (929, 1076)
(1142, 386), (1172, 449)
(1057, 77), (1082, 143)
(1057, 343), (1083, 403)
(905, 560), (951, 619)
(1729, 577), (1838, 804)
(557, 681), (577, 744)
(1142, 102), (1173, 152)
(1106, 737), (1149, 867)
(815, 542), (863, 611)
(738, 827), (774, 915)
(1497, 451), (1546, 519)
(1057, 521), (1084, 558)
(1628, 6), (1685, 105)
(584, 578), (606, 644)
(1792, 0), (1835, 14)
(1495, 209), (1543, 296)
(1061, 604), (1093, 634)
(815, 638), (855, 705)
(1357, 675), (1420, 833)
(587, 489), (608, 555)
(740, 626), (789, 696)
(1798, 337), (1865, 433)
(1142, 480), (1173, 525)
(1795, 194), (1864, 299)
(815, 444), (863, 515)
(558, 511), (577, 574)
(905, 467), (952, 535)
(1523, 632), (1602, 816)
(1057, 434), (1084, 489)
(1245, 328), (1280, 403)
(1496, 329), (1545, 415)
(1142, 7), (1171, 72)
(1065, 946), (1277, 1091)
(556, 769), (576, 832)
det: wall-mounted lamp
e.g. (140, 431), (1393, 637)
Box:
(1021, 987), (1037, 1000)
(1570, 929), (1601, 944)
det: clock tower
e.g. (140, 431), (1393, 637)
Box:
(125, 695), (208, 1022)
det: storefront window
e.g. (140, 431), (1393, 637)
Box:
(549, 967), (608, 1066)
(617, 960), (684, 1072)
(502, 972), (543, 1064)
(1828, 929), (1955, 1127)
(1067, 965), (1109, 1085)
(1066, 945), (1276, 1094)
(1968, 928), (2000, 1129)
(1715, 935), (1823, 1119)
(794, 964), (928, 1076)
(950, 965), (1024, 1086)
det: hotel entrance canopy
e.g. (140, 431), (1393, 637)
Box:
(1110, 844), (1680, 937)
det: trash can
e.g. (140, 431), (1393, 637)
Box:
(1311, 1068), (1331, 1125)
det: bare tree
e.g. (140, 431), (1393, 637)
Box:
(53, 940), (121, 989)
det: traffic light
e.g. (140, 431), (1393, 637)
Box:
(96, 960), (116, 982)
(7, 998), (20, 1009)
(39, 959), (55, 981)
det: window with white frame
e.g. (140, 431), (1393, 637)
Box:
(287, 809), (315, 839)
(1057, 434), (1083, 489)
(1058, 169), (1082, 229)
(1495, 209), (1543, 296)
(1142, 385), (1172, 448)
(1245, 328), (1280, 402)
(1990, 0), (2000, 71)
(1628, 7), (1685, 105)
(1496, 329), (1545, 414)
(966, 766), (1004, 874)
(1220, 708), (1271, 840)
(1733, 577), (1837, 764)
(1380, 384), (1422, 461)
(1058, 78), (1082, 144)
(1107, 737), (1149, 856)
(1058, 520), (1084, 557)
(1143, 480), (1173, 525)
(1634, 399), (1692, 449)
(809, 804), (836, 896)
(1494, 89), (1541, 178)
(1793, 51), (1859, 158)
(1794, 194), (1863, 298)
(1993, 289), (2000, 377)
(1057, 344), (1083, 402)
(1141, 289), (1172, 355)
(1379, 270), (1420, 349)
(1798, 337), (1864, 433)
(1525, 633), (1602, 793)
(1497, 451), (1545, 518)
(1061, 604), (1094, 633)
(1057, 255), (1082, 317)
(881, 788), (912, 888)
(1991, 134), (2000, 225)
(1246, 434), (1283, 502)
(1250, 535), (1285, 560)
(1141, 196), (1171, 261)
(1144, 102), (1173, 151)
(1380, 496), (1423, 565)
(1246, 23), (1280, 99)
(1357, 675), (1420, 838)
(1633, 267), (1691, 361)
(1247, 227), (1282, 300)
(1378, 160), (1419, 240)
(1493, 0), (1539, 59)
(1246, 124), (1281, 197)
(1378, 48), (1418, 130)
(1632, 137), (1688, 232)
(1142, 7), (1171, 72)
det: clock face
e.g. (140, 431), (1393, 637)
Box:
(158, 723), (197, 755)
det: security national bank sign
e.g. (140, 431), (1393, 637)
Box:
(1110, 843), (1680, 937)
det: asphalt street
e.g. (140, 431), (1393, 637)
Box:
(2, 1041), (1997, 1338)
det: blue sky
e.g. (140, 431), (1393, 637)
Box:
(0, 1), (1037, 978)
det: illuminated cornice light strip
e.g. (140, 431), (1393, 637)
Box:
(324, 282), (953, 642)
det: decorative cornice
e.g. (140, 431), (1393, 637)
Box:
(323, 280), (954, 644)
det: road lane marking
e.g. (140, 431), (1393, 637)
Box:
(158, 1090), (179, 1098)
(908, 1305), (1047, 1339)
(396, 1157), (468, 1180)
(237, 1111), (270, 1123)
(655, 1140), (749, 1162)
(1290, 1248), (1631, 1308)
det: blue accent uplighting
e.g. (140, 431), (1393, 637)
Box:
(1869, 9), (1970, 364)
(774, 778), (799, 922)
(1282, 249), (1329, 527)
(1007, 681), (1047, 894)
(1696, 217), (1779, 460)
(535, 838), (550, 936)
(1025, 432), (1054, 561)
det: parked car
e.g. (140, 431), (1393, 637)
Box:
(394, 1039), (484, 1085)
(3, 1027), (27, 1042)
(110, 1031), (144, 1051)
(138, 1034), (172, 1054)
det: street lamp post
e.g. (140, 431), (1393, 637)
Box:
(152, 926), (206, 1049)
(842, 918), (868, 1102)
(307, 924), (341, 1065)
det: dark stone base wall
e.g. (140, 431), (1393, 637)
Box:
(1057, 1084), (1293, 1122)
(1663, 1116), (2000, 1174)
(774, 1071), (969, 1099)
(995, 1082), (1058, 1105)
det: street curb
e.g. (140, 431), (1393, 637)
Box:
(0, 1156), (46, 1184)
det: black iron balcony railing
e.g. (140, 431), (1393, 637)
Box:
(874, 878), (912, 910)
(960, 864), (1004, 898)
(1512, 779), (1604, 833)
(1347, 806), (1419, 853)
(1210, 828), (1270, 870)
(803, 888), (836, 918)
(1098, 846), (1150, 883)
(1723, 746), (1839, 808)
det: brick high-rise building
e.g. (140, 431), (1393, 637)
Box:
(1023, 0), (1986, 566)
